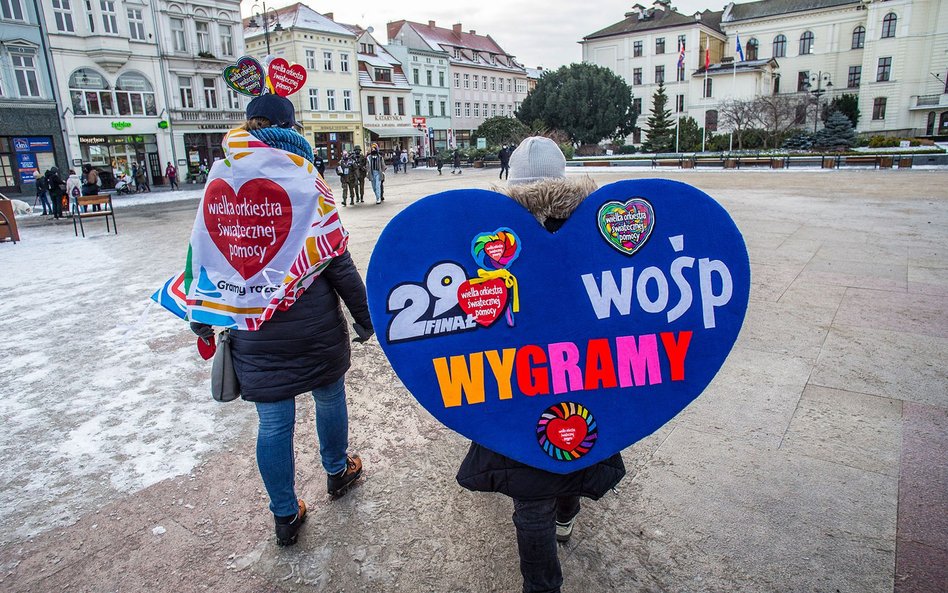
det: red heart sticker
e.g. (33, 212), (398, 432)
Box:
(484, 240), (506, 263)
(546, 416), (588, 452)
(457, 278), (508, 327)
(203, 178), (293, 280)
(267, 58), (307, 97)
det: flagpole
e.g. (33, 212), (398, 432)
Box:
(702, 34), (708, 153)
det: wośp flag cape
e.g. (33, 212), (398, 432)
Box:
(153, 129), (347, 330)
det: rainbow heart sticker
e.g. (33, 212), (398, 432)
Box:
(223, 56), (265, 97)
(598, 198), (655, 255)
(472, 228), (521, 270)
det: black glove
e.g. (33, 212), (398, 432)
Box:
(190, 322), (214, 341)
(352, 322), (374, 343)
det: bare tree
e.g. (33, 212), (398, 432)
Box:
(717, 98), (757, 150)
(752, 95), (808, 148)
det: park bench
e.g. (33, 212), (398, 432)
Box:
(785, 155), (825, 169)
(839, 155), (880, 168)
(583, 161), (612, 167)
(652, 157), (683, 167)
(736, 157), (774, 169)
(693, 157), (725, 168)
(72, 194), (117, 238)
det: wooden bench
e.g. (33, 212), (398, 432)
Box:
(839, 155), (879, 168)
(73, 194), (117, 237)
(736, 157), (774, 168)
(652, 157), (682, 167)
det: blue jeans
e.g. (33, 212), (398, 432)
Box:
(254, 377), (349, 517)
(512, 496), (581, 593)
(370, 170), (382, 200)
(38, 191), (51, 214)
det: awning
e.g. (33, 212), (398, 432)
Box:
(365, 126), (424, 138)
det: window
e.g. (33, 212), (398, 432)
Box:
(100, 0), (118, 34)
(360, 42), (375, 54)
(633, 68), (642, 85)
(340, 53), (349, 72)
(473, 103), (479, 117)
(70, 68), (111, 115)
(877, 57), (892, 81)
(113, 72), (156, 115)
(848, 65), (861, 88)
(881, 13), (897, 38)
(507, 78), (512, 92)
(872, 97), (886, 120)
(463, 74), (469, 89)
(473, 75), (479, 90)
(397, 97), (404, 115)
(343, 90), (352, 111)
(746, 38), (758, 60)
(675, 94), (684, 113)
(220, 25), (233, 56)
(633, 41), (643, 57)
(490, 77), (496, 91)
(516, 79), (526, 94)
(852, 26), (865, 49)
(439, 71), (444, 87)
(305, 49), (316, 70)
(225, 89), (239, 110)
(84, 0), (94, 31)
(633, 97), (642, 114)
(323, 51), (333, 71)
(428, 100), (434, 116)
(171, 18), (187, 52)
(655, 65), (664, 84)
(427, 70), (433, 86)
(440, 101), (446, 116)
(656, 38), (665, 54)
(491, 104), (497, 116)
(705, 109), (718, 132)
(178, 76), (193, 108)
(52, 0), (74, 32)
(195, 21), (211, 53)
(1, 0), (24, 20)
(773, 34), (786, 58)
(453, 47), (461, 59)
(382, 96), (390, 115)
(941, 112), (948, 132)
(415, 99), (421, 114)
(797, 71), (809, 92)
(309, 88), (319, 110)
(678, 35), (686, 51)
(703, 78), (712, 98)
(799, 31), (814, 55)
(454, 73), (460, 88)
(202, 77), (217, 110)
(375, 68), (391, 83)
(464, 102), (470, 117)
(367, 96), (376, 115)
(127, 8), (145, 41)
(677, 66), (685, 82)
(413, 68), (419, 85)
(773, 75), (780, 93)
(455, 101), (461, 117)
(327, 89), (336, 111)
(12, 54), (39, 97)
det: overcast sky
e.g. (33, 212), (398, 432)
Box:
(244, 0), (727, 69)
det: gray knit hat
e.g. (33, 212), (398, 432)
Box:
(508, 137), (566, 185)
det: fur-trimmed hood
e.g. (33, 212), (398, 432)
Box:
(497, 176), (598, 226)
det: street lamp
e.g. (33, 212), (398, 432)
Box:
(247, 1), (283, 55)
(803, 71), (833, 133)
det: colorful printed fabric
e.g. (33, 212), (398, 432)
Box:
(248, 127), (314, 164)
(153, 128), (347, 330)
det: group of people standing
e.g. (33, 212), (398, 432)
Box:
(334, 144), (393, 206)
(34, 165), (104, 218)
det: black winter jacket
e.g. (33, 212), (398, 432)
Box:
(457, 444), (626, 501)
(229, 250), (372, 402)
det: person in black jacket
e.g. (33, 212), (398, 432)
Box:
(190, 94), (375, 547)
(44, 167), (65, 219)
(498, 144), (511, 180)
(456, 137), (624, 593)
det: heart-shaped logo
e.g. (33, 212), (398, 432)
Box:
(267, 58), (307, 97)
(598, 198), (655, 255)
(457, 278), (509, 327)
(223, 56), (265, 97)
(367, 181), (750, 473)
(203, 178), (293, 280)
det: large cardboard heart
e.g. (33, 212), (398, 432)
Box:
(366, 180), (750, 473)
(267, 58), (306, 97)
(223, 56), (265, 97)
(203, 178), (293, 280)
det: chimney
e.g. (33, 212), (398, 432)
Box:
(625, 4), (645, 18)
(428, 20), (436, 27)
(325, 12), (333, 20)
(469, 30), (476, 35)
(453, 23), (462, 34)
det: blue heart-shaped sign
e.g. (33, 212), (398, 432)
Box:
(366, 179), (750, 473)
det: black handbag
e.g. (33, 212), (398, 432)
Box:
(210, 330), (240, 402)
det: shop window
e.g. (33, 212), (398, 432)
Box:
(201, 77), (217, 110)
(52, 0), (74, 32)
(178, 76), (193, 108)
(127, 8), (145, 41)
(799, 31), (814, 55)
(12, 54), (40, 98)
(70, 68), (111, 115)
(773, 34), (786, 58)
(220, 25), (234, 56)
(100, 0), (118, 34)
(881, 13), (897, 39)
(852, 26), (865, 49)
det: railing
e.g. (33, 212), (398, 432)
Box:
(915, 94), (946, 108)
(170, 109), (244, 122)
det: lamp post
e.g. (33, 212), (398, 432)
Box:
(804, 71), (832, 133)
(247, 1), (283, 55)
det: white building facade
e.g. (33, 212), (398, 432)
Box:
(384, 40), (451, 157)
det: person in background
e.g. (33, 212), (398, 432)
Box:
(35, 172), (51, 216)
(456, 137), (625, 593)
(313, 153), (326, 177)
(44, 167), (65, 219)
(65, 169), (82, 214)
(336, 150), (353, 207)
(136, 161), (151, 192)
(400, 148), (408, 174)
(498, 143), (511, 180)
(166, 162), (179, 190)
(436, 153), (444, 175)
(351, 146), (367, 204)
(391, 147), (401, 174)
(451, 148), (463, 174)
(81, 164), (101, 211)
(367, 143), (386, 204)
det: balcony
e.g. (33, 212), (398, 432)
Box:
(171, 109), (244, 122)
(912, 94), (948, 110)
(84, 35), (132, 72)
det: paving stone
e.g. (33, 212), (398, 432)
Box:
(834, 287), (948, 338)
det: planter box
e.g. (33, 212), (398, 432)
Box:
(473, 160), (484, 168)
(898, 157), (913, 169)
(724, 159), (738, 169)
(822, 157), (837, 169)
(879, 156), (894, 168)
(770, 159), (784, 169)
(681, 159), (694, 169)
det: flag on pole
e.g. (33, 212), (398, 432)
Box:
(736, 34), (745, 61)
(677, 39), (686, 68)
(705, 40), (710, 69)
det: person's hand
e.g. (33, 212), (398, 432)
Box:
(352, 322), (374, 343)
(190, 322), (214, 340)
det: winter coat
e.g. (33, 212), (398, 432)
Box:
(367, 152), (386, 173)
(498, 148), (511, 165)
(455, 174), (626, 501)
(65, 174), (82, 203)
(352, 152), (367, 178)
(229, 249), (372, 403)
(452, 151), (461, 167)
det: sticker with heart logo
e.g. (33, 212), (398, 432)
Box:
(472, 228), (521, 270)
(267, 58), (307, 97)
(598, 198), (655, 255)
(457, 277), (509, 327)
(367, 181), (750, 473)
(223, 56), (265, 97)
(203, 178), (293, 280)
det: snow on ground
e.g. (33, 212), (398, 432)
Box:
(0, 202), (252, 544)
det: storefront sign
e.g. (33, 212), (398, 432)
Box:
(412, 117), (427, 127)
(111, 121), (133, 131)
(13, 137), (53, 152)
(16, 153), (38, 183)
(79, 136), (108, 145)
(329, 133), (337, 142)
(189, 150), (200, 164)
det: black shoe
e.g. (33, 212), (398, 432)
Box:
(327, 454), (363, 497)
(274, 499), (307, 546)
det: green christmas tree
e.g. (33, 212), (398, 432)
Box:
(813, 111), (856, 150)
(642, 82), (675, 153)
